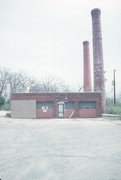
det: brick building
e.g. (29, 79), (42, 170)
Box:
(11, 92), (102, 118)
(11, 8), (105, 119)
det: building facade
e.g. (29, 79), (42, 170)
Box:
(11, 92), (102, 119)
(11, 8), (105, 119)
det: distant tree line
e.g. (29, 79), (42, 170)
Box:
(0, 67), (82, 110)
(0, 67), (121, 114)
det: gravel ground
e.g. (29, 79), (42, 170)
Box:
(0, 113), (121, 180)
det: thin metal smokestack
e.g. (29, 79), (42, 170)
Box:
(83, 41), (91, 92)
(91, 8), (106, 113)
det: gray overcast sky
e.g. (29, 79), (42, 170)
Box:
(0, 0), (121, 95)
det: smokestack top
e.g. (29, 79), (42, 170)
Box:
(91, 8), (101, 16)
(83, 41), (89, 45)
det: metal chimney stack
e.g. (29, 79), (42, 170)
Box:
(91, 8), (106, 112)
(83, 41), (91, 92)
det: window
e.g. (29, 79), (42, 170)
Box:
(79, 102), (96, 109)
(36, 102), (54, 110)
(65, 101), (74, 109)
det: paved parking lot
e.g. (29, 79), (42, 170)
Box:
(0, 115), (121, 180)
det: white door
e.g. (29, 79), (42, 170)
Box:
(58, 104), (64, 118)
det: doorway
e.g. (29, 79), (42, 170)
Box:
(58, 103), (64, 118)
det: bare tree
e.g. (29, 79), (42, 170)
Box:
(0, 68), (9, 96)
(30, 76), (71, 93)
(71, 82), (83, 92)
(0, 67), (73, 99)
(8, 72), (35, 94)
(41, 76), (60, 92)
(30, 76), (60, 93)
(29, 82), (43, 93)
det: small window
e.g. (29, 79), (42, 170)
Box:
(36, 102), (53, 109)
(79, 102), (96, 109)
(65, 101), (74, 109)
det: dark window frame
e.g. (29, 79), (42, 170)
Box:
(36, 101), (54, 110)
(79, 101), (96, 109)
(65, 101), (75, 109)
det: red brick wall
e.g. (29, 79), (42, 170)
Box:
(78, 109), (96, 118)
(11, 92), (102, 118)
(36, 110), (54, 118)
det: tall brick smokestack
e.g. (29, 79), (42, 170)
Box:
(83, 41), (91, 92)
(91, 8), (106, 113)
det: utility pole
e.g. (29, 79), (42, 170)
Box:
(113, 69), (117, 105)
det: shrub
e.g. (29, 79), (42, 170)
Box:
(0, 96), (5, 109)
(107, 106), (121, 115)
(1, 102), (10, 111)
